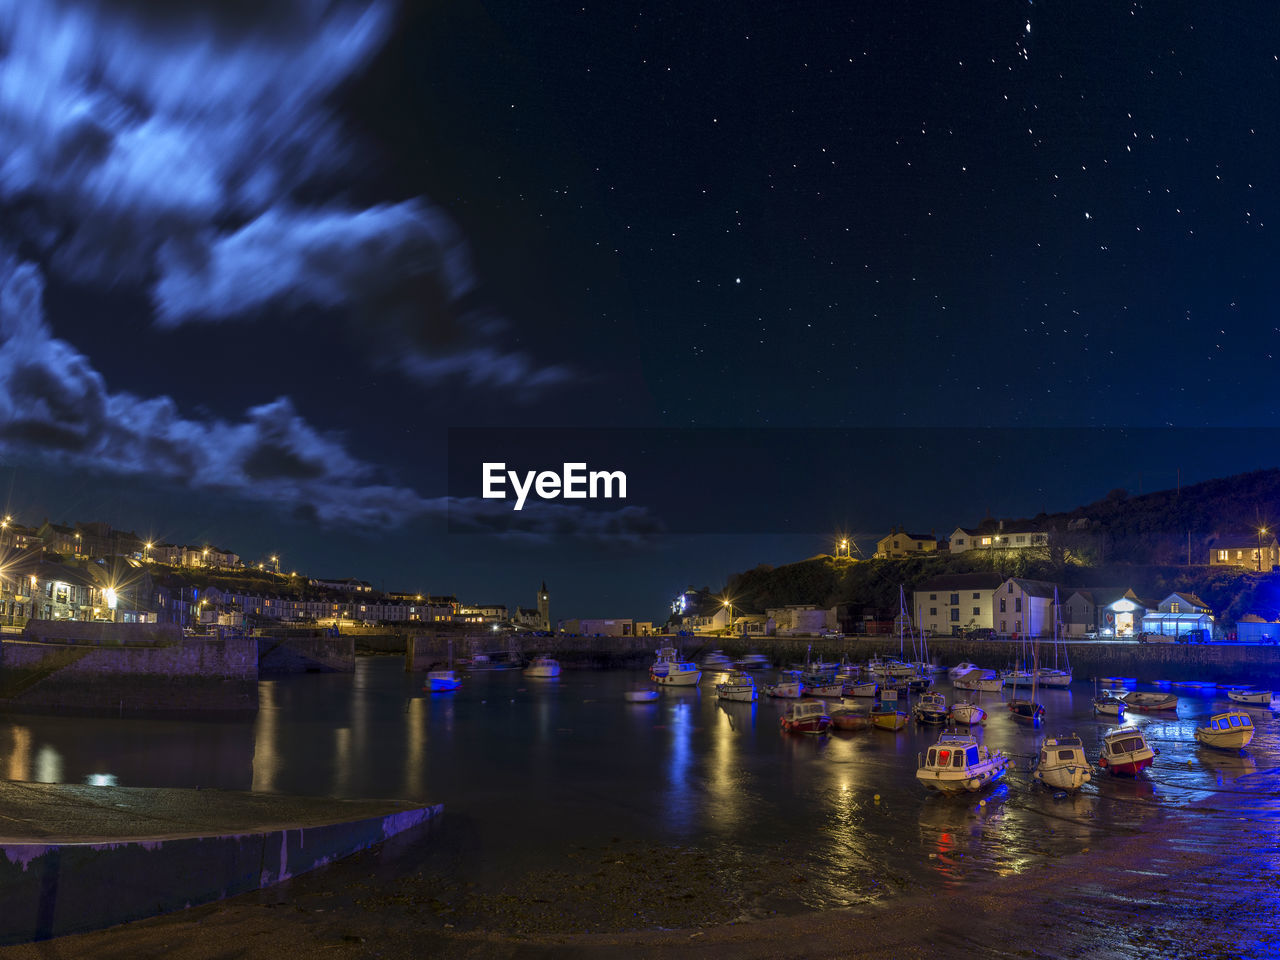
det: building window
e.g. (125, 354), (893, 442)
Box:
(950, 609), (959, 621)
(972, 593), (980, 600)
(973, 607), (981, 616)
(1000, 598), (1006, 612)
(950, 593), (959, 605)
(1007, 583), (1013, 593)
(1171, 602), (1180, 613)
(930, 607), (938, 616)
(1015, 598), (1022, 613)
(1000, 620), (1006, 632)
(929, 593), (937, 600)
(956, 538), (965, 546)
(1016, 535), (1026, 544)
(1015, 619), (1021, 633)
(982, 537), (991, 545)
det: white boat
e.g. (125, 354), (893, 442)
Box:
(763, 676), (804, 698)
(1034, 668), (1073, 688)
(426, 669), (461, 692)
(780, 699), (832, 735)
(1092, 693), (1126, 718)
(948, 662), (980, 681)
(948, 700), (987, 725)
(1226, 689), (1275, 705)
(1195, 711), (1255, 750)
(1002, 669), (1033, 687)
(916, 732), (1009, 795)
(842, 680), (878, 698)
(1033, 733), (1092, 792)
(803, 678), (845, 697)
(953, 670), (1002, 693)
(1098, 727), (1156, 776)
(716, 671), (758, 702)
(649, 646), (701, 686)
(523, 656), (561, 678)
(624, 689), (659, 703)
(1121, 691), (1179, 713)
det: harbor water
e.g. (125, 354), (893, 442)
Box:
(0, 656), (1277, 951)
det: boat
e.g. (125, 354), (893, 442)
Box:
(948, 662), (980, 681)
(649, 646), (701, 686)
(1007, 641), (1044, 725)
(1035, 589), (1073, 687)
(948, 699), (987, 726)
(1033, 733), (1092, 792)
(953, 670), (1002, 693)
(1092, 692), (1127, 718)
(1226, 689), (1276, 706)
(1098, 727), (1156, 776)
(780, 699), (832, 735)
(1195, 711), (1255, 750)
(1002, 668), (1033, 687)
(802, 674), (846, 697)
(828, 700), (871, 731)
(425, 669), (462, 692)
(1035, 668), (1072, 688)
(842, 679), (878, 698)
(870, 688), (908, 730)
(716, 671), (758, 702)
(624, 689), (659, 703)
(1121, 691), (1179, 713)
(916, 732), (1010, 795)
(523, 656), (561, 678)
(763, 671), (804, 698)
(913, 691), (948, 724)
(700, 649), (733, 670)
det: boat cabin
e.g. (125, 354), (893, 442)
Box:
(923, 734), (981, 771)
(1104, 731), (1149, 756)
(1204, 712), (1252, 733)
(788, 699), (829, 721)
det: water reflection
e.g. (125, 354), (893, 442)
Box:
(664, 700), (695, 834)
(252, 680), (278, 792)
(5, 725), (30, 780)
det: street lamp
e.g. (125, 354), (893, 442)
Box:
(722, 597), (734, 634)
(1259, 527), (1268, 572)
(144, 541), (152, 562)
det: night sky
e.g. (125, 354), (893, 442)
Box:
(1, 1), (1279, 619)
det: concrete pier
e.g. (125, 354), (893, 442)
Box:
(0, 781), (440, 945)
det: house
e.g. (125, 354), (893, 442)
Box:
(559, 618), (642, 636)
(875, 526), (938, 559)
(1208, 533), (1280, 571)
(458, 604), (508, 623)
(766, 604), (837, 636)
(1061, 587), (1143, 638)
(685, 606), (731, 634)
(734, 613), (774, 636)
(991, 578), (1061, 638)
(912, 573), (1005, 637)
(1140, 592), (1214, 640)
(948, 520), (1049, 554)
(309, 577), (375, 593)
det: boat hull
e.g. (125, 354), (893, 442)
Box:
(871, 711), (908, 731)
(716, 685), (757, 702)
(948, 704), (986, 725)
(804, 682), (845, 697)
(1035, 672), (1072, 688)
(916, 760), (1008, 794)
(1098, 755), (1152, 776)
(953, 676), (1002, 693)
(1195, 728), (1253, 750)
(1227, 690), (1274, 705)
(843, 681), (878, 698)
(781, 716), (831, 735)
(1123, 694), (1178, 712)
(650, 668), (701, 686)
(1034, 766), (1091, 791)
(830, 711), (869, 731)
(1008, 700), (1045, 724)
(1092, 700), (1126, 717)
(765, 681), (803, 698)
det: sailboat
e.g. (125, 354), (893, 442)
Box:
(1035, 589), (1072, 687)
(1007, 633), (1044, 725)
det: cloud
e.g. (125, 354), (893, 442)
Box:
(0, 252), (629, 532)
(0, 0), (566, 390)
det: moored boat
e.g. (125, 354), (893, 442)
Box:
(763, 672), (804, 698)
(916, 732), (1009, 795)
(523, 656), (561, 678)
(1034, 668), (1072, 688)
(913, 691), (948, 724)
(780, 699), (832, 735)
(649, 646), (701, 686)
(948, 700), (987, 726)
(716, 671), (758, 702)
(1098, 727), (1156, 776)
(828, 700), (871, 731)
(1121, 691), (1179, 713)
(871, 688), (908, 730)
(425, 669), (462, 692)
(948, 662), (980, 681)
(802, 675), (846, 697)
(1226, 688), (1275, 706)
(1092, 693), (1126, 718)
(1033, 733), (1092, 792)
(1195, 711), (1255, 750)
(953, 670), (1002, 693)
(842, 679), (878, 698)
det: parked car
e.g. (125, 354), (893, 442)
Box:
(1138, 632), (1175, 644)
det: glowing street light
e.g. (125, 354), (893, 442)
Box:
(722, 597), (734, 633)
(1259, 527), (1268, 572)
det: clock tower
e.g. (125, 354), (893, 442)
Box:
(538, 581), (550, 632)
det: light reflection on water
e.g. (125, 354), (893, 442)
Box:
(0, 658), (1276, 917)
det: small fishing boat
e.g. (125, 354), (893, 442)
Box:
(1092, 693), (1126, 718)
(1121, 691), (1179, 713)
(1034, 668), (1072, 688)
(948, 662), (981, 681)
(828, 701), (871, 731)
(842, 679), (878, 698)
(425, 669), (462, 692)
(1226, 689), (1275, 706)
(1001, 668), (1033, 687)
(916, 732), (1009, 795)
(780, 699), (832, 735)
(803, 675), (846, 697)
(1007, 656), (1044, 725)
(913, 691), (948, 725)
(903, 673), (934, 692)
(1098, 727), (1156, 776)
(871, 688), (908, 730)
(1033, 733), (1092, 792)
(523, 656), (561, 678)
(763, 672), (804, 698)
(1195, 711), (1255, 750)
(953, 670), (1002, 693)
(624, 689), (659, 703)
(649, 646), (701, 686)
(716, 671), (758, 702)
(948, 699), (987, 726)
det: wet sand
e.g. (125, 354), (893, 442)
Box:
(1, 787), (1273, 960)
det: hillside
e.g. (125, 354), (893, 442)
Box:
(719, 468), (1280, 625)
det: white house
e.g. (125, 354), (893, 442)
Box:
(949, 520), (1049, 554)
(912, 573), (1005, 637)
(991, 578), (1060, 638)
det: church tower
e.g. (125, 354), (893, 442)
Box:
(538, 581), (550, 632)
